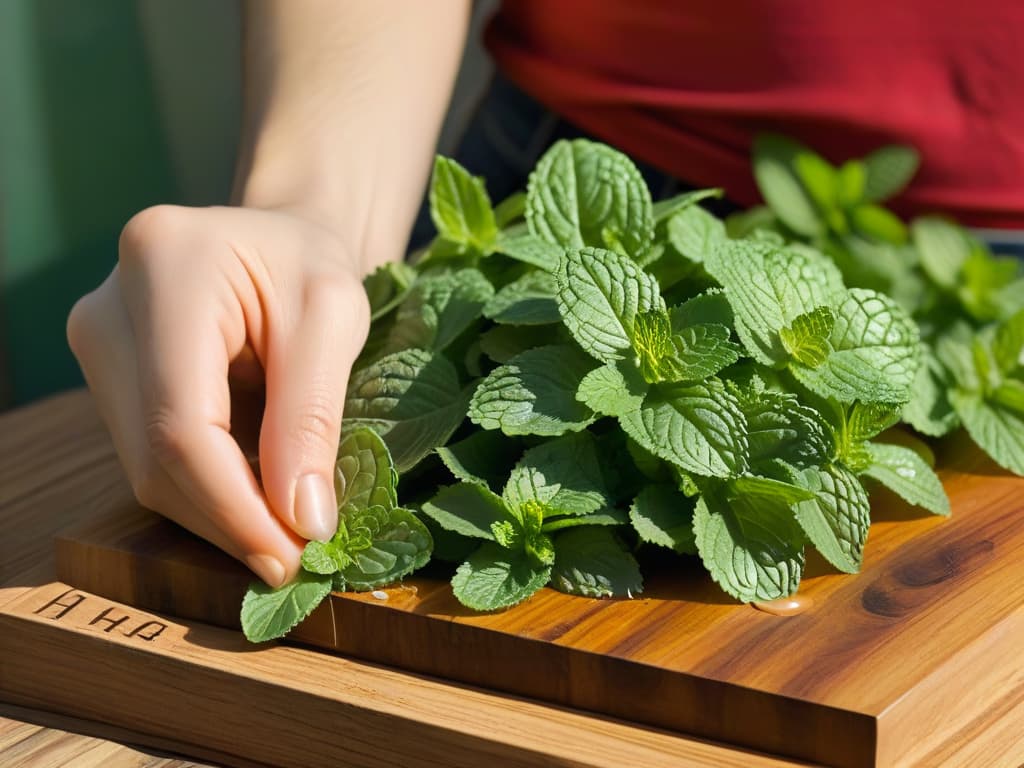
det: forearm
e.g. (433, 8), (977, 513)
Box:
(233, 0), (471, 271)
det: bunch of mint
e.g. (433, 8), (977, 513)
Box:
(241, 136), (1024, 643)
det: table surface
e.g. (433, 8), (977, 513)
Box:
(0, 391), (807, 768)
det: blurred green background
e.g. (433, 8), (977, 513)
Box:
(0, 0), (241, 410)
(0, 0), (494, 411)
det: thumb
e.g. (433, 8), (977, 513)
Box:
(259, 275), (369, 542)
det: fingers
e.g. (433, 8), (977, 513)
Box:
(67, 271), (297, 586)
(115, 208), (304, 585)
(259, 272), (370, 541)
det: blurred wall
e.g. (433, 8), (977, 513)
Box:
(0, 0), (495, 410)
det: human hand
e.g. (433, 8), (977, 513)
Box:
(67, 204), (371, 587)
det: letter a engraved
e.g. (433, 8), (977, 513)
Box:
(89, 606), (132, 633)
(33, 588), (86, 620)
(126, 620), (168, 642)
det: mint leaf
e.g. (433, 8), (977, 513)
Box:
(630, 485), (697, 554)
(494, 232), (562, 271)
(669, 290), (735, 331)
(846, 401), (902, 444)
(619, 379), (748, 478)
(735, 388), (834, 468)
(452, 542), (550, 611)
(836, 160), (867, 208)
(902, 346), (959, 437)
(429, 156), (497, 253)
(790, 289), (919, 404)
(793, 149), (839, 214)
(752, 134), (825, 237)
(576, 361), (648, 418)
(911, 216), (970, 290)
(502, 433), (611, 516)
(364, 261), (417, 321)
(421, 483), (512, 540)
(241, 571), (333, 643)
(694, 483), (806, 602)
(659, 324), (742, 383)
(950, 391), (1024, 476)
(301, 539), (347, 575)
(789, 464), (871, 574)
(484, 270), (560, 325)
(526, 139), (654, 257)
(550, 527), (642, 598)
(780, 306), (835, 367)
(335, 427), (397, 511)
(994, 309), (1024, 375)
(850, 204), (907, 245)
(632, 309), (673, 382)
(541, 509), (628, 533)
(863, 145), (920, 202)
(469, 344), (597, 436)
(345, 349), (469, 472)
(393, 269), (493, 352)
(478, 324), (551, 363)
(494, 190), (526, 227)
(436, 430), (522, 491)
(556, 246), (663, 363)
(704, 239), (843, 365)
(652, 188), (723, 223)
(863, 442), (950, 516)
(340, 507), (433, 590)
(666, 204), (726, 264)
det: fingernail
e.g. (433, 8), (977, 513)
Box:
(295, 473), (337, 541)
(246, 554), (287, 588)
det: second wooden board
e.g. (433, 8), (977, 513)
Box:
(56, 441), (1024, 768)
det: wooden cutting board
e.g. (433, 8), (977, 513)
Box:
(54, 438), (1024, 768)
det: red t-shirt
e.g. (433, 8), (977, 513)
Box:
(487, 1), (1024, 228)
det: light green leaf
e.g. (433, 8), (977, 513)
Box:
(345, 349), (469, 472)
(555, 246), (664, 363)
(863, 145), (920, 202)
(340, 507), (434, 590)
(484, 270), (560, 325)
(694, 484), (806, 602)
(436, 430), (522, 491)
(752, 134), (825, 237)
(950, 390), (1024, 476)
(704, 239), (844, 365)
(790, 289), (919, 404)
(619, 379), (748, 478)
(629, 485), (697, 554)
(652, 188), (723, 223)
(911, 216), (970, 290)
(502, 432), (612, 517)
(241, 571), (333, 643)
(494, 190), (526, 227)
(494, 232), (563, 271)
(794, 150), (839, 214)
(994, 309), (1024, 375)
(541, 509), (628, 533)
(452, 542), (551, 611)
(902, 346), (959, 437)
(632, 309), (674, 383)
(850, 204), (907, 245)
(836, 160), (867, 208)
(335, 427), (397, 511)
(421, 483), (512, 540)
(429, 156), (497, 252)
(780, 306), (835, 367)
(469, 344), (597, 436)
(660, 324), (742, 383)
(393, 269), (494, 352)
(789, 464), (871, 573)
(846, 401), (902, 444)
(669, 290), (735, 332)
(666, 205), (727, 264)
(526, 139), (654, 257)
(550, 527), (642, 598)
(576, 361), (648, 418)
(301, 539), (347, 575)
(863, 443), (950, 516)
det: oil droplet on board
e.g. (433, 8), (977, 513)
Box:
(752, 596), (813, 616)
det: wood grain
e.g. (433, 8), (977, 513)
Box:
(0, 391), (809, 768)
(51, 395), (1024, 767)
